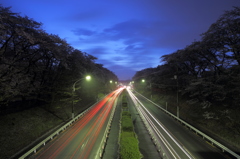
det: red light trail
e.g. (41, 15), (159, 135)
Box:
(32, 88), (123, 159)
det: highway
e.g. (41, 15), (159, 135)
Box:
(127, 88), (228, 159)
(30, 88), (123, 159)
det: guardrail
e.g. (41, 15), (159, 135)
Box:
(134, 90), (240, 159)
(127, 89), (168, 159)
(19, 101), (99, 159)
(95, 94), (120, 159)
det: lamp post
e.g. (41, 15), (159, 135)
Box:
(72, 75), (91, 119)
(142, 79), (152, 99)
(141, 79), (145, 92)
(109, 80), (114, 91)
(174, 75), (179, 118)
(150, 82), (152, 100)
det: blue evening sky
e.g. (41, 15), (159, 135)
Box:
(1, 0), (240, 80)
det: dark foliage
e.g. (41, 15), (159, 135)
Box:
(133, 6), (240, 111)
(0, 6), (118, 114)
(132, 7), (240, 147)
(133, 7), (240, 129)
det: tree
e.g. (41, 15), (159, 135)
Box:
(0, 6), (44, 106)
(201, 7), (240, 65)
(0, 6), (118, 114)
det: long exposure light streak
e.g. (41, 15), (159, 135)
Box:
(32, 88), (123, 159)
(127, 88), (194, 159)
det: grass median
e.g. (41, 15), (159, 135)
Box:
(120, 91), (142, 159)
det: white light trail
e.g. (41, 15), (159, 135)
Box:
(127, 88), (195, 159)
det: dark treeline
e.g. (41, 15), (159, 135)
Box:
(133, 7), (240, 148)
(0, 6), (118, 115)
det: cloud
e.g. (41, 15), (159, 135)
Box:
(86, 46), (130, 66)
(71, 18), (206, 76)
(72, 28), (96, 36)
(87, 19), (198, 51)
(68, 9), (107, 22)
(84, 46), (108, 55)
(71, 19), (202, 56)
(103, 19), (154, 43)
(72, 19), (171, 77)
(104, 64), (137, 80)
(67, 0), (240, 80)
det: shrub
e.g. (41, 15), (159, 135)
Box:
(122, 114), (133, 132)
(120, 110), (141, 159)
(120, 132), (142, 159)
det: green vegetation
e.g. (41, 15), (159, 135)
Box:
(120, 92), (142, 159)
(122, 90), (128, 104)
(121, 111), (133, 132)
(122, 94), (128, 103)
(120, 132), (142, 159)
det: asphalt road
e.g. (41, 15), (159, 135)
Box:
(132, 90), (229, 159)
(30, 88), (123, 159)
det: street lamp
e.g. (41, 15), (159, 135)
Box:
(86, 75), (91, 81)
(72, 75), (91, 119)
(174, 75), (179, 118)
(142, 79), (152, 100)
(150, 82), (152, 100)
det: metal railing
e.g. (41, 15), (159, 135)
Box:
(135, 90), (240, 159)
(127, 89), (168, 158)
(95, 94), (120, 159)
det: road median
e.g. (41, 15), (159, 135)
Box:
(120, 90), (142, 159)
